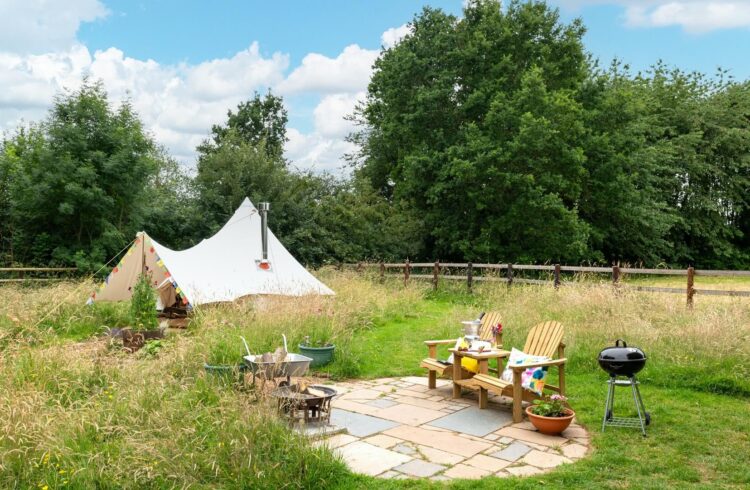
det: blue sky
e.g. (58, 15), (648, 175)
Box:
(2, 0), (750, 173)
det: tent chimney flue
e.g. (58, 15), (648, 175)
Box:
(259, 202), (270, 262)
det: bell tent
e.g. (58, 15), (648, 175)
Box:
(89, 198), (334, 307)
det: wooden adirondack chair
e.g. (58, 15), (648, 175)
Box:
(472, 321), (566, 422)
(421, 311), (504, 389)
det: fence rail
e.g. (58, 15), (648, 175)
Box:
(349, 261), (750, 308)
(0, 267), (78, 283)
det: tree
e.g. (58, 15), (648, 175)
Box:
(199, 91), (288, 159)
(354, 0), (590, 262)
(0, 80), (161, 269)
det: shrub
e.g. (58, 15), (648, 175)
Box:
(129, 274), (158, 331)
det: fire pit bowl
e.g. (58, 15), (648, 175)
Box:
(271, 384), (337, 424)
(598, 339), (647, 377)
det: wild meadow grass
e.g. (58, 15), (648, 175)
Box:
(0, 271), (748, 488)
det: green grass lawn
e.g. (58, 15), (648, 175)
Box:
(0, 274), (748, 489)
(321, 290), (749, 489)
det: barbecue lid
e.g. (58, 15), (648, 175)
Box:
(598, 339), (647, 362)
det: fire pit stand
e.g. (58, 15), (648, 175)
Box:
(271, 385), (337, 425)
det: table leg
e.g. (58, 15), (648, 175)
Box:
(478, 358), (488, 408)
(452, 353), (462, 399)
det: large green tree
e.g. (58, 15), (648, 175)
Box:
(0, 80), (162, 269)
(354, 0), (591, 262)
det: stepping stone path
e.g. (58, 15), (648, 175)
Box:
(315, 376), (591, 481)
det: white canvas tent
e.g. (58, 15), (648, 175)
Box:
(89, 198), (334, 306)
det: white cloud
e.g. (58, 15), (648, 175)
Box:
(276, 44), (378, 94)
(381, 24), (411, 49)
(313, 92), (364, 139)
(555, 1), (750, 33)
(0, 43), (289, 163)
(0, 6), (404, 174)
(285, 128), (357, 174)
(0, 0), (108, 54)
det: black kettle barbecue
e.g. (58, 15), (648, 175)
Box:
(598, 339), (650, 436)
(598, 339), (647, 376)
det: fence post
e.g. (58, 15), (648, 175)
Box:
(404, 259), (410, 286)
(611, 264), (621, 295)
(467, 262), (473, 292)
(554, 264), (561, 289)
(379, 261), (385, 283)
(687, 266), (695, 309)
(433, 260), (440, 290)
(507, 263), (513, 287)
(612, 265), (620, 285)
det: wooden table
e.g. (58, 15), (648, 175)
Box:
(449, 348), (510, 408)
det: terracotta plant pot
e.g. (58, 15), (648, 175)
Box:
(526, 406), (575, 435)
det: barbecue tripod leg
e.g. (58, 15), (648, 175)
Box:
(630, 378), (647, 437)
(602, 379), (615, 432)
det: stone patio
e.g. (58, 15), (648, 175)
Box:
(312, 376), (590, 481)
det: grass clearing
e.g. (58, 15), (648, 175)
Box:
(0, 271), (748, 488)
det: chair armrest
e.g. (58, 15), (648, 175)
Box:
(424, 339), (458, 346)
(510, 358), (567, 370)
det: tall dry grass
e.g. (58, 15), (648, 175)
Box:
(0, 271), (747, 488)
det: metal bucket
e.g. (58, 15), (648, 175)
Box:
(462, 320), (481, 336)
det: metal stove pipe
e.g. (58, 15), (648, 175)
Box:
(259, 202), (270, 261)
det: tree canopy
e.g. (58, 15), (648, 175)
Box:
(2, 0), (749, 270)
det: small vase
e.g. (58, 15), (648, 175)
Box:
(526, 406), (575, 435)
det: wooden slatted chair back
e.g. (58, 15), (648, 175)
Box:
(523, 321), (564, 358)
(478, 311), (503, 341)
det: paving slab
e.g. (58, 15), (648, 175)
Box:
(506, 464), (543, 477)
(363, 434), (402, 449)
(383, 425), (492, 457)
(394, 388), (432, 399)
(427, 406), (513, 437)
(463, 454), (511, 472)
(375, 403), (446, 426)
(296, 422), (346, 438)
(331, 399), (380, 416)
(393, 396), (447, 411)
(335, 441), (411, 476)
(393, 459), (446, 477)
(443, 463), (491, 480)
(313, 434), (359, 449)
(392, 444), (417, 456)
(561, 443), (588, 459)
(489, 441), (532, 462)
(496, 427), (569, 447)
(416, 445), (464, 466)
(366, 398), (399, 409)
(340, 388), (383, 401)
(330, 409), (399, 437)
(562, 426), (589, 439)
(520, 449), (571, 469)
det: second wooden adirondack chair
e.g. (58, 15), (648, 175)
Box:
(421, 311), (504, 389)
(472, 320), (566, 422)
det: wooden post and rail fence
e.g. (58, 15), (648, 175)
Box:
(0, 267), (78, 283)
(351, 261), (750, 308)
